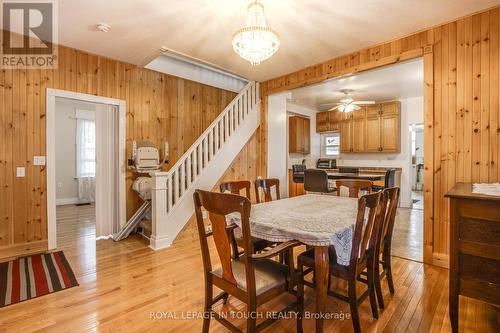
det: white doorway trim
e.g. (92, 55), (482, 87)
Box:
(46, 89), (127, 250)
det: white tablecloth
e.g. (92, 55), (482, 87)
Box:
(227, 194), (359, 266)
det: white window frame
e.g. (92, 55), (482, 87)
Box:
(323, 132), (340, 157)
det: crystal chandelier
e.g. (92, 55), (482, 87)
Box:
(232, 0), (280, 65)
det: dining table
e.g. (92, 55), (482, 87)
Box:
(228, 194), (360, 333)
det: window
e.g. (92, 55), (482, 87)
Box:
(76, 114), (96, 178)
(324, 133), (340, 156)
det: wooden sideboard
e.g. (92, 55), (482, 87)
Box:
(445, 183), (500, 333)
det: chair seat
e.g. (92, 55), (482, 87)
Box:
(212, 257), (287, 295)
(233, 227), (274, 251)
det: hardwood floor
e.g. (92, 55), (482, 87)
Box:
(0, 204), (498, 332)
(392, 208), (424, 262)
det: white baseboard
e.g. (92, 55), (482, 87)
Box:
(96, 234), (113, 241)
(56, 197), (79, 206)
(149, 235), (171, 251)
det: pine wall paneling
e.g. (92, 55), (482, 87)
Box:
(260, 6), (500, 267)
(0, 44), (245, 258)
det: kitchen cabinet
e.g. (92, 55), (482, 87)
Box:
(316, 110), (341, 132)
(289, 116), (311, 154)
(317, 101), (400, 153)
(340, 113), (353, 153)
(288, 169), (306, 197)
(352, 107), (366, 152)
(362, 101), (400, 153)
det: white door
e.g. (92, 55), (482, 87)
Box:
(95, 104), (120, 236)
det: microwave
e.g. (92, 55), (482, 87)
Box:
(316, 158), (337, 169)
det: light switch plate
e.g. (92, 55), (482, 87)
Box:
(16, 167), (25, 177)
(33, 156), (46, 166)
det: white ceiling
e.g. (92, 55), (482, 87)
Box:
(57, 0), (500, 81)
(290, 58), (424, 110)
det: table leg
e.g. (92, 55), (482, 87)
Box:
(314, 246), (329, 333)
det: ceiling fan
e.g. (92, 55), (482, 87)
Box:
(323, 89), (376, 112)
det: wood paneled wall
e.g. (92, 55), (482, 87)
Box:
(0, 44), (244, 257)
(261, 6), (500, 266)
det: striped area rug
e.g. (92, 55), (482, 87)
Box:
(0, 251), (78, 307)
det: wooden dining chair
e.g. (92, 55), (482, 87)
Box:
(254, 178), (280, 203)
(297, 191), (383, 333)
(373, 187), (400, 309)
(220, 180), (252, 199)
(219, 181), (274, 258)
(336, 179), (373, 198)
(193, 190), (304, 333)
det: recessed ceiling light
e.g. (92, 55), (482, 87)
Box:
(96, 23), (111, 32)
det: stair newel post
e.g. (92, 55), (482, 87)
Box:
(150, 171), (168, 249)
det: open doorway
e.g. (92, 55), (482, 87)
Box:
(46, 89), (126, 251)
(272, 57), (425, 262)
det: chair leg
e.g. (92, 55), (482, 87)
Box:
(367, 265), (379, 319)
(384, 253), (395, 294)
(374, 262), (385, 309)
(247, 304), (257, 333)
(222, 292), (229, 305)
(348, 279), (361, 333)
(203, 280), (213, 333)
(297, 263), (304, 333)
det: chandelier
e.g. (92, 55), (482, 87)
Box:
(232, 0), (280, 65)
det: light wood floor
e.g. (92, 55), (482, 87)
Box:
(392, 208), (424, 262)
(0, 205), (498, 332)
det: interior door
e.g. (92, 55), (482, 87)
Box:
(95, 104), (120, 236)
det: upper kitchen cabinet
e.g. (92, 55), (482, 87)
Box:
(289, 116), (311, 154)
(352, 107), (366, 152)
(339, 113), (353, 153)
(364, 101), (401, 153)
(316, 110), (341, 132)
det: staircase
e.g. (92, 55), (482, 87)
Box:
(148, 81), (260, 250)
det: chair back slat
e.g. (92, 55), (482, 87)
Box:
(209, 212), (237, 284)
(255, 178), (280, 203)
(193, 190), (252, 286)
(378, 187), (400, 257)
(220, 180), (251, 200)
(350, 192), (382, 266)
(336, 179), (373, 198)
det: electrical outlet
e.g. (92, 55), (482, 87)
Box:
(57, 182), (63, 188)
(33, 156), (46, 166)
(16, 167), (25, 177)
